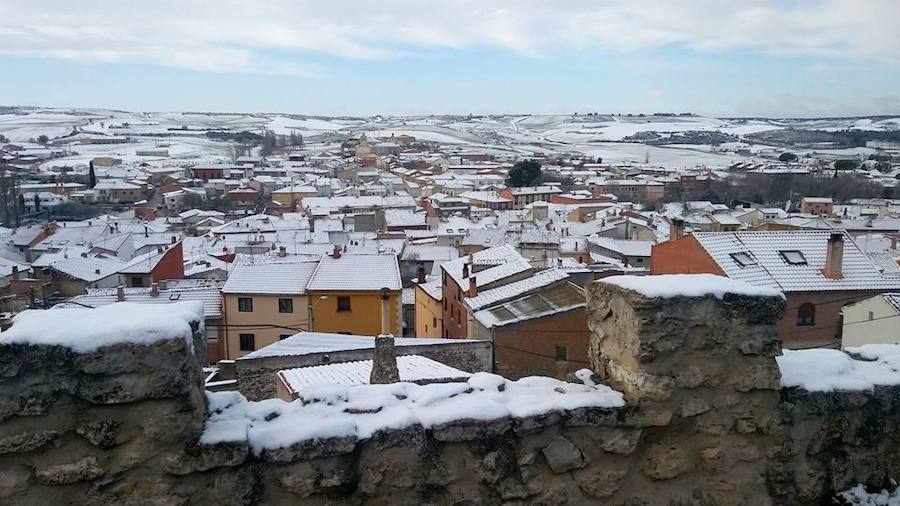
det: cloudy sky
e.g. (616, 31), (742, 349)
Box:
(1, 0), (898, 117)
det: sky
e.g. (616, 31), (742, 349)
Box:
(1, 0), (898, 117)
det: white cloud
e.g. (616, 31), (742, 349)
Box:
(802, 62), (833, 74)
(0, 0), (897, 75)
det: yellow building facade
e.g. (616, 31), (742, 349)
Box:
(307, 290), (401, 336)
(222, 293), (310, 359)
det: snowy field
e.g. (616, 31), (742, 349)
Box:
(2, 107), (898, 169)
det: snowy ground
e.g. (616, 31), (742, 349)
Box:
(3, 107), (898, 169)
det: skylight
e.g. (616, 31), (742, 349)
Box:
(779, 250), (807, 265)
(730, 252), (757, 268)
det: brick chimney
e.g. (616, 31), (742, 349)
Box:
(822, 233), (844, 279)
(467, 276), (477, 298)
(11, 266), (18, 281)
(116, 285), (125, 302)
(669, 218), (685, 242)
(331, 245), (342, 259)
(462, 263), (469, 279)
(416, 263), (426, 284)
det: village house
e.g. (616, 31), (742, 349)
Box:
(651, 230), (900, 348)
(305, 249), (403, 336)
(118, 241), (185, 288)
(221, 256), (320, 359)
(801, 197), (834, 216)
(440, 245), (534, 339)
(841, 293), (900, 349)
(498, 186), (563, 208)
(464, 268), (590, 379)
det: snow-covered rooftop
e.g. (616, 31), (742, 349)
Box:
(306, 253), (402, 292)
(238, 331), (480, 360)
(278, 355), (470, 394)
(694, 231), (900, 292)
(222, 256), (319, 295)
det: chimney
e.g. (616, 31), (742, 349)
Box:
(150, 282), (159, 296)
(462, 263), (469, 278)
(331, 245), (342, 259)
(670, 218), (685, 241)
(116, 285), (125, 302)
(416, 263), (426, 284)
(467, 275), (477, 298)
(370, 288), (400, 384)
(11, 266), (18, 281)
(822, 233), (844, 279)
(94, 269), (100, 275)
(171, 235), (177, 244)
(891, 235), (898, 251)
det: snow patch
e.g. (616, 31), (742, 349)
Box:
(777, 348), (900, 392)
(201, 373), (624, 453)
(601, 274), (784, 299)
(0, 301), (204, 353)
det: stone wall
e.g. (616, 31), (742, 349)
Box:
(234, 340), (493, 400)
(2, 279), (900, 504)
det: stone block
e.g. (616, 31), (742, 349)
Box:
(576, 467), (628, 499)
(0, 430), (59, 454)
(260, 435), (357, 463)
(640, 445), (688, 480)
(541, 437), (585, 474)
(432, 417), (512, 442)
(35, 456), (104, 485)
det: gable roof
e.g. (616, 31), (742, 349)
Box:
(306, 253), (402, 292)
(222, 256), (319, 295)
(693, 231), (900, 292)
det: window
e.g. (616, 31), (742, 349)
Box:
(779, 250), (807, 265)
(730, 252), (757, 268)
(797, 303), (815, 326)
(433, 317), (437, 327)
(239, 333), (255, 351)
(238, 297), (253, 312)
(337, 296), (351, 312)
(555, 345), (568, 362)
(279, 334), (290, 340)
(278, 298), (293, 313)
(131, 276), (144, 287)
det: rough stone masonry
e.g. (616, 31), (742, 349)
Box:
(0, 277), (898, 504)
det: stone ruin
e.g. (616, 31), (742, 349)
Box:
(0, 276), (899, 504)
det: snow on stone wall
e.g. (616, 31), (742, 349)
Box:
(3, 274), (900, 504)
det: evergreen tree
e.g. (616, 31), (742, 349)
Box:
(507, 160), (543, 187)
(88, 161), (97, 189)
